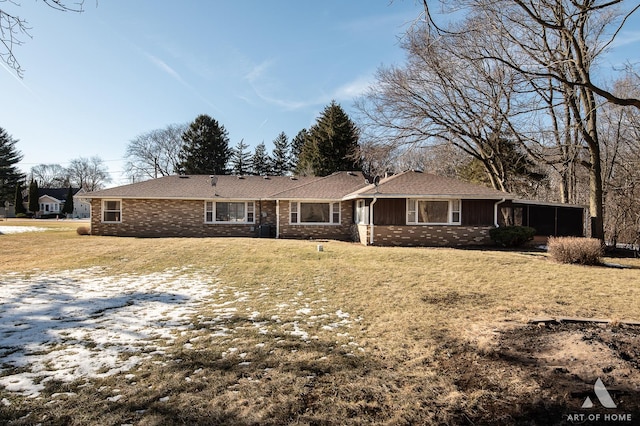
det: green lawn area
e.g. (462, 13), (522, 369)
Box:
(1, 221), (639, 424)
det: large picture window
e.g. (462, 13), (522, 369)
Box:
(290, 202), (340, 224)
(205, 201), (254, 223)
(407, 199), (461, 225)
(102, 200), (121, 223)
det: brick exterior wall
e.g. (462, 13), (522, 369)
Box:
(277, 200), (355, 241)
(89, 198), (492, 246)
(90, 199), (276, 238)
(362, 225), (492, 247)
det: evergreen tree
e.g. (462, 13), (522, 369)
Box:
(63, 187), (74, 215)
(28, 179), (39, 214)
(271, 132), (291, 176)
(178, 114), (231, 175)
(296, 101), (361, 176)
(290, 128), (309, 174)
(251, 142), (272, 176)
(14, 181), (26, 215)
(0, 127), (24, 207)
(230, 139), (251, 175)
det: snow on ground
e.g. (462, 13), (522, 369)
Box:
(0, 267), (363, 398)
(0, 267), (215, 397)
(0, 226), (49, 235)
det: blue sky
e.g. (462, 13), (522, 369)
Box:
(2, 1), (639, 187)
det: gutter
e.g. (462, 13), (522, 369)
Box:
(494, 198), (506, 227)
(369, 197), (377, 245)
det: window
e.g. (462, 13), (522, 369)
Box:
(205, 201), (255, 223)
(290, 202), (341, 224)
(407, 199), (461, 225)
(451, 200), (461, 223)
(103, 200), (121, 222)
(355, 199), (369, 224)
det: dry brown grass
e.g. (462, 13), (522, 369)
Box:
(1, 222), (639, 424)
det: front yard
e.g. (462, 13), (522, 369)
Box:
(0, 221), (639, 424)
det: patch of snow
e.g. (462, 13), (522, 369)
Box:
(107, 394), (123, 402)
(0, 266), (365, 398)
(0, 267), (216, 397)
(0, 226), (48, 235)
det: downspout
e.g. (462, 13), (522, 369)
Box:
(275, 200), (280, 239)
(369, 197), (377, 245)
(494, 198), (506, 227)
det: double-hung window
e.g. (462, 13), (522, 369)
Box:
(102, 200), (122, 223)
(290, 202), (341, 225)
(407, 199), (461, 225)
(205, 201), (254, 223)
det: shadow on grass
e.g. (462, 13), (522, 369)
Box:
(433, 322), (640, 425)
(0, 314), (404, 425)
(4, 312), (640, 425)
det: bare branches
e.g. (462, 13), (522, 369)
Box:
(125, 124), (187, 181)
(0, 0), (85, 77)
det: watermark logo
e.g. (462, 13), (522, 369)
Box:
(566, 378), (633, 424)
(581, 378), (617, 409)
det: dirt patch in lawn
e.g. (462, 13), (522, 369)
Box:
(436, 322), (640, 424)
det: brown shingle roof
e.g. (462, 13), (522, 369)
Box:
(268, 171), (367, 200)
(81, 175), (317, 200)
(81, 171), (510, 200)
(345, 170), (511, 199)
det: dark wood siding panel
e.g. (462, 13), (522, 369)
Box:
(461, 199), (495, 226)
(373, 198), (406, 225)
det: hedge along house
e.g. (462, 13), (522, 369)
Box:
(79, 170), (585, 246)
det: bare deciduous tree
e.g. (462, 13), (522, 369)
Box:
(30, 163), (69, 188)
(600, 75), (640, 246)
(125, 124), (186, 181)
(356, 17), (541, 193)
(67, 156), (111, 191)
(368, 0), (640, 239)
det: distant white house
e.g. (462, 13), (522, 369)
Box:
(22, 188), (91, 218)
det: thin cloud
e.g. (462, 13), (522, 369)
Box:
(332, 74), (375, 100)
(611, 30), (640, 48)
(144, 53), (187, 86)
(245, 59), (275, 83)
(143, 51), (221, 112)
(1, 61), (43, 101)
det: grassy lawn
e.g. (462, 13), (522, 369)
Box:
(1, 220), (639, 424)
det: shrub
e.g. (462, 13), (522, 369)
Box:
(489, 226), (536, 247)
(76, 226), (91, 236)
(547, 237), (603, 265)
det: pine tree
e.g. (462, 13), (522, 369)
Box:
(14, 181), (27, 215)
(296, 101), (361, 176)
(178, 114), (231, 175)
(63, 187), (74, 216)
(230, 139), (251, 175)
(0, 127), (24, 207)
(290, 128), (308, 174)
(271, 132), (290, 176)
(28, 179), (39, 215)
(251, 142), (272, 176)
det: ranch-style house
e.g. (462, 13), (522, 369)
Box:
(78, 170), (585, 246)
